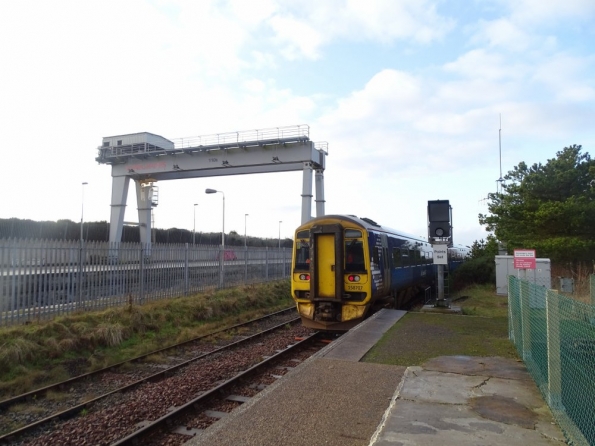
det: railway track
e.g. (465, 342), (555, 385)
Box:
(115, 330), (325, 445)
(0, 307), (310, 444)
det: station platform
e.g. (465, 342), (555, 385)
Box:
(188, 309), (566, 446)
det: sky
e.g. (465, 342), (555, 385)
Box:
(1, 0), (594, 247)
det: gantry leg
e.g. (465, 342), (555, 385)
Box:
(109, 176), (130, 244)
(135, 180), (153, 248)
(315, 168), (325, 217)
(301, 162), (313, 224)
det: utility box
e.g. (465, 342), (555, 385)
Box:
(559, 277), (574, 294)
(495, 255), (551, 296)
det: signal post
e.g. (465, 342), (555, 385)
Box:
(428, 200), (452, 308)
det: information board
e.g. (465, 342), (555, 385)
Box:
(513, 249), (536, 269)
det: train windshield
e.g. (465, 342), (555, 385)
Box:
(345, 230), (365, 272)
(295, 230), (310, 270)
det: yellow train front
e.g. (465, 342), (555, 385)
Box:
(291, 214), (437, 331)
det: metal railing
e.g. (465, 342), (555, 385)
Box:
(508, 275), (595, 445)
(0, 239), (292, 327)
(170, 124), (310, 149)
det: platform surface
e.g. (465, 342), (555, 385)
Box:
(188, 309), (566, 446)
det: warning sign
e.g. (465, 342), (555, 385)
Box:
(514, 249), (536, 269)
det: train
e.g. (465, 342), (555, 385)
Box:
(290, 215), (470, 331)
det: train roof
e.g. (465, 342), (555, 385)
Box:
(297, 214), (430, 244)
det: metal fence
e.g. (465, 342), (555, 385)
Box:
(508, 275), (595, 445)
(0, 238), (292, 327)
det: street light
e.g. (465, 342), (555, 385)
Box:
(244, 213), (249, 248)
(80, 182), (88, 243)
(205, 189), (225, 249)
(193, 203), (198, 245)
(278, 220), (282, 249)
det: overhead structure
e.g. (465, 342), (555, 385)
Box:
(96, 125), (328, 246)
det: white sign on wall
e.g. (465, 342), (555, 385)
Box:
(432, 244), (448, 265)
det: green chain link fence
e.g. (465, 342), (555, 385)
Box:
(509, 275), (595, 445)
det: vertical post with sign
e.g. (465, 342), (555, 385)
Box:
(428, 200), (452, 308)
(433, 243), (449, 306)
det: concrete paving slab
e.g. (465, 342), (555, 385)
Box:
(370, 359), (566, 446)
(424, 355), (534, 381)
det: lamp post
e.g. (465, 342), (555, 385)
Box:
(205, 189), (225, 249)
(193, 203), (198, 245)
(244, 214), (249, 248)
(80, 182), (88, 243)
(278, 220), (282, 249)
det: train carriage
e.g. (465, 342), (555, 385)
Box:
(291, 215), (468, 331)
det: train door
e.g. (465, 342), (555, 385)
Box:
(310, 224), (343, 299)
(381, 233), (391, 293)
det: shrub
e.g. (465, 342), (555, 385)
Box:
(452, 256), (495, 290)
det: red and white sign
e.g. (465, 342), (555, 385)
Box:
(514, 249), (536, 269)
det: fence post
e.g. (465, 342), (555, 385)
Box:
(244, 246), (248, 284)
(520, 279), (532, 360)
(184, 243), (189, 295)
(590, 274), (595, 327)
(545, 289), (562, 409)
(218, 245), (224, 289)
(78, 242), (84, 310)
(139, 244), (145, 303)
(265, 247), (269, 280)
(10, 244), (17, 325)
(508, 275), (515, 342)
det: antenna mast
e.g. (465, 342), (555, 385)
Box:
(497, 114), (503, 194)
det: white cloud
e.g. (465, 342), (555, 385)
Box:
(443, 49), (527, 82)
(504, 0), (595, 25)
(532, 54), (595, 102)
(265, 0), (455, 60)
(473, 18), (535, 51)
(0, 0), (594, 250)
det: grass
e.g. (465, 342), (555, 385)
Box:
(0, 280), (293, 399)
(362, 284), (519, 366)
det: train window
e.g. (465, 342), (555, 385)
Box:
(409, 250), (415, 265)
(371, 246), (380, 267)
(295, 239), (310, 270)
(414, 250), (421, 265)
(392, 248), (402, 267)
(401, 251), (409, 266)
(345, 240), (365, 272)
(345, 229), (362, 238)
(296, 230), (309, 239)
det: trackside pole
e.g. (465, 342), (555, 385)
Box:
(432, 242), (450, 308)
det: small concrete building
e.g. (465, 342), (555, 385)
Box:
(495, 255), (551, 296)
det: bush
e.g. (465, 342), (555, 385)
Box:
(452, 256), (495, 290)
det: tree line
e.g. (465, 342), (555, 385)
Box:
(0, 218), (293, 248)
(479, 144), (595, 263)
(455, 144), (593, 288)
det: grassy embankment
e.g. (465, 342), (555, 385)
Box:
(0, 281), (293, 399)
(363, 284), (519, 366)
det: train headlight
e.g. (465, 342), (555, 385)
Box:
(299, 274), (310, 281)
(348, 275), (360, 282)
